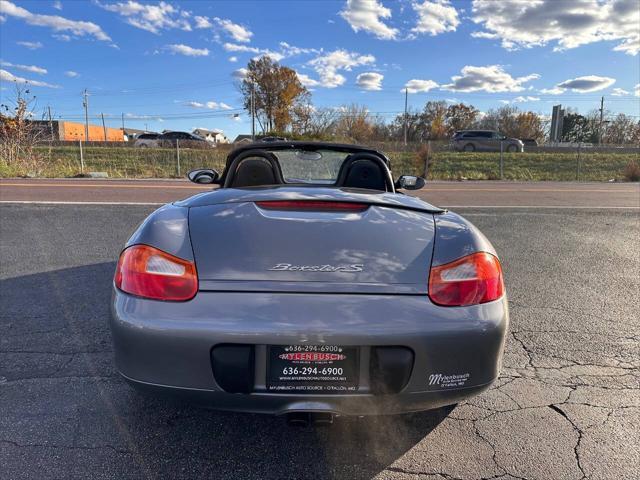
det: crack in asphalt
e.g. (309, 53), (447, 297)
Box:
(548, 405), (587, 480)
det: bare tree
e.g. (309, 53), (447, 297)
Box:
(0, 83), (43, 173)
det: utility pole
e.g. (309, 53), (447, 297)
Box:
(47, 106), (54, 141)
(598, 96), (604, 145)
(251, 82), (256, 141)
(101, 113), (107, 141)
(82, 89), (89, 141)
(403, 88), (408, 146)
(121, 112), (125, 136)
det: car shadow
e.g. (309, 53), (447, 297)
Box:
(0, 262), (451, 480)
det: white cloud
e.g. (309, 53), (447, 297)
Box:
(53, 33), (71, 41)
(228, 56), (238, 62)
(340, 0), (398, 40)
(471, 0), (640, 55)
(297, 73), (321, 88)
(356, 72), (383, 90)
(404, 79), (439, 93)
(64, 70), (79, 77)
(98, 0), (190, 34)
(500, 95), (541, 104)
(279, 42), (320, 57)
(223, 42), (282, 61)
(193, 15), (211, 29)
(53, 1), (62, 11)
(213, 17), (252, 42)
(0, 68), (59, 88)
(205, 101), (220, 109)
(0, 61), (47, 75)
(540, 76), (617, 94)
(611, 87), (630, 96)
(442, 65), (539, 92)
(166, 44), (209, 57)
(16, 40), (43, 49)
(232, 68), (248, 80)
(307, 49), (376, 88)
(223, 42), (260, 53)
(539, 87), (565, 95)
(223, 41), (317, 62)
(554, 75), (616, 93)
(635, 84), (640, 97)
(1, 0), (111, 41)
(187, 100), (233, 110)
(411, 0), (459, 36)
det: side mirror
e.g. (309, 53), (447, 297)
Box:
(396, 175), (426, 190)
(188, 168), (219, 184)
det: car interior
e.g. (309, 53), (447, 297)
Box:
(222, 148), (393, 192)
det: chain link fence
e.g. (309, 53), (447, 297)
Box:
(12, 140), (640, 181)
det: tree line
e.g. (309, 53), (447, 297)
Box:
(241, 57), (639, 145)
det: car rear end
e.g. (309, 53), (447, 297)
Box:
(110, 193), (508, 416)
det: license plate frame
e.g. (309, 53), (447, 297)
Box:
(266, 345), (359, 393)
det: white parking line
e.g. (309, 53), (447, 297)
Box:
(444, 205), (639, 209)
(0, 200), (164, 206)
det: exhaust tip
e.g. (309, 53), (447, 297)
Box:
(286, 412), (311, 426)
(311, 412), (334, 426)
(285, 412), (335, 426)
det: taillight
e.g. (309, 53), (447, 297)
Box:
(429, 252), (504, 306)
(255, 200), (369, 212)
(114, 245), (197, 301)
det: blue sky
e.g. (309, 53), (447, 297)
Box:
(1, 0), (639, 139)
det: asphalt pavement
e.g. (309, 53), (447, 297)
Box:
(0, 182), (639, 479)
(1, 178), (639, 208)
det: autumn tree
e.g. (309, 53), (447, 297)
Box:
(477, 106), (546, 142)
(422, 101), (448, 140)
(334, 104), (373, 142)
(445, 103), (479, 136)
(240, 56), (309, 132)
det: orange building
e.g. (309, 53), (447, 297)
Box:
(60, 121), (124, 141)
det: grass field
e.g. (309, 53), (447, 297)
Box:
(0, 144), (638, 182)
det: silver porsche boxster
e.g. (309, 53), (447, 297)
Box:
(110, 142), (508, 421)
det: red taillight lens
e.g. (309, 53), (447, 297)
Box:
(114, 245), (197, 301)
(429, 252), (504, 307)
(255, 200), (369, 212)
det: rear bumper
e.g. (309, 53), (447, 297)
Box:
(110, 290), (508, 415)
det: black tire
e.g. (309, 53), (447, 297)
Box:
(463, 143), (475, 152)
(507, 144), (518, 153)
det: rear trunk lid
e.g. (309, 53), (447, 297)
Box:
(187, 188), (437, 294)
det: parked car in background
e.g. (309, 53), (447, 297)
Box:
(158, 131), (211, 149)
(451, 130), (524, 153)
(133, 133), (160, 148)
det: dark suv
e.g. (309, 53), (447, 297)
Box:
(451, 130), (523, 153)
(158, 131), (211, 148)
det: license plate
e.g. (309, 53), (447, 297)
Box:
(267, 345), (359, 393)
